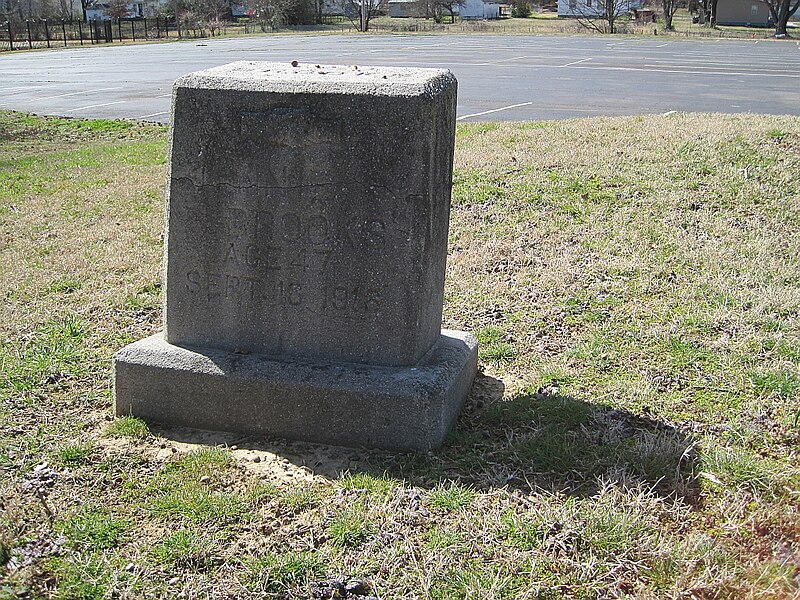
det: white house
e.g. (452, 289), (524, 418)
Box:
(85, 0), (166, 20)
(459, 0), (500, 19)
(85, 2), (143, 20)
(558, 0), (642, 17)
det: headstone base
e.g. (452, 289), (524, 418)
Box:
(113, 331), (477, 451)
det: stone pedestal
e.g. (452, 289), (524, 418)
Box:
(112, 62), (477, 451)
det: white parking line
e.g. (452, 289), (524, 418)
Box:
(32, 87), (123, 102)
(136, 111), (168, 119)
(3, 85), (48, 92)
(480, 55), (530, 65)
(561, 57), (593, 67)
(64, 100), (127, 113)
(572, 64), (800, 78)
(457, 102), (533, 121)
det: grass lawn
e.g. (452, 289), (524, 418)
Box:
(1, 110), (799, 598)
(1, 9), (784, 54)
(369, 11), (768, 37)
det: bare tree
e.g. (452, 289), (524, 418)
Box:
(660, 0), (678, 29)
(252, 0), (315, 25)
(251, 0), (276, 29)
(5, 0), (29, 20)
(436, 0), (464, 21)
(106, 0), (130, 18)
(697, 0), (717, 25)
(187, 0), (230, 34)
(57, 0), (76, 19)
(569, 0), (634, 33)
(415, 0), (463, 22)
(758, 0), (799, 36)
(511, 0), (531, 16)
(8, 0), (64, 18)
(339, 0), (379, 30)
(181, 8), (204, 33)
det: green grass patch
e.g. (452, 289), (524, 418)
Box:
(104, 416), (150, 438)
(57, 442), (94, 466)
(423, 527), (464, 550)
(0, 314), (93, 394)
(700, 446), (785, 495)
(452, 170), (509, 207)
(327, 509), (375, 548)
(244, 551), (327, 594)
(248, 482), (280, 503)
(339, 471), (398, 499)
(748, 369), (800, 400)
(476, 325), (516, 362)
(47, 276), (82, 295)
(46, 556), (113, 600)
(56, 507), (128, 551)
(281, 489), (319, 511)
(150, 530), (214, 567)
(425, 481), (477, 512)
(150, 488), (249, 523)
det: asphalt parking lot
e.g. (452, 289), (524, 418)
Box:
(1, 34), (799, 122)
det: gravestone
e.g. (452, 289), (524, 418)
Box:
(113, 61), (478, 451)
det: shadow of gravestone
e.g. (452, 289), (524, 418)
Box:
(372, 372), (700, 505)
(148, 371), (699, 506)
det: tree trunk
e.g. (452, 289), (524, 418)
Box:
(775, 0), (788, 34)
(772, 0), (798, 34)
(764, 0), (778, 25)
(662, 0), (673, 28)
(606, 0), (614, 32)
(710, 0), (718, 25)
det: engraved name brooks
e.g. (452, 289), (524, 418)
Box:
(184, 205), (386, 317)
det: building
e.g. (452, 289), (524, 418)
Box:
(558, 0), (642, 17)
(459, 0), (501, 18)
(388, 0), (426, 17)
(84, 0), (166, 20)
(716, 0), (772, 26)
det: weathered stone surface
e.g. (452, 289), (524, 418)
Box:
(165, 62), (458, 366)
(113, 62), (477, 451)
(113, 330), (477, 451)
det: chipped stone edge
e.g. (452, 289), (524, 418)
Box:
(173, 61), (457, 98)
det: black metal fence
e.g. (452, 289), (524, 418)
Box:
(0, 17), (180, 51)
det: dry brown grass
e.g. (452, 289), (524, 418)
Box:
(1, 110), (799, 598)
